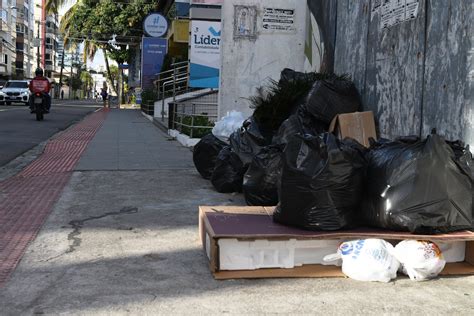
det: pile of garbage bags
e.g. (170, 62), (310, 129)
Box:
(192, 68), (474, 235)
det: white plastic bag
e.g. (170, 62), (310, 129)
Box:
(323, 239), (400, 283)
(212, 111), (246, 143)
(393, 240), (446, 281)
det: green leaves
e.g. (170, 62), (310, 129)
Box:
(59, 0), (156, 63)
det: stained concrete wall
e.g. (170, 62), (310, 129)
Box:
(218, 0), (308, 119)
(334, 0), (474, 145)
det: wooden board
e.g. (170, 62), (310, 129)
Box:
(421, 0), (473, 141)
(334, 0), (371, 102)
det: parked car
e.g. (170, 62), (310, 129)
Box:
(0, 80), (30, 105)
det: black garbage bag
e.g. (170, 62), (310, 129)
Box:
(362, 133), (473, 234)
(273, 109), (328, 147)
(193, 133), (227, 179)
(250, 69), (327, 133)
(279, 68), (317, 85)
(243, 146), (282, 206)
(303, 75), (360, 124)
(211, 147), (246, 193)
(274, 133), (366, 231)
(230, 117), (273, 166)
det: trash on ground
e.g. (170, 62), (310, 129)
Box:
(272, 109), (327, 147)
(211, 147), (246, 193)
(199, 206), (474, 280)
(250, 69), (324, 133)
(193, 133), (227, 179)
(303, 74), (361, 125)
(324, 239), (400, 283)
(230, 117), (273, 166)
(212, 111), (247, 143)
(363, 132), (473, 234)
(329, 111), (377, 147)
(243, 146), (282, 206)
(393, 240), (446, 281)
(274, 133), (366, 231)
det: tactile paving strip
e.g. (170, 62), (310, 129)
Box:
(0, 109), (108, 287)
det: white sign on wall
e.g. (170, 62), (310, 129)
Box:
(143, 13), (169, 37)
(262, 8), (296, 33)
(377, 0), (420, 29)
(189, 20), (221, 88)
(191, 0), (223, 5)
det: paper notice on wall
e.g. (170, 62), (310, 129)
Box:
(405, 0), (419, 20)
(262, 8), (296, 33)
(372, 0), (382, 13)
(380, 0), (420, 29)
(381, 0), (393, 29)
(391, 0), (406, 25)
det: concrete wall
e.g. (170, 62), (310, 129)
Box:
(334, 0), (474, 145)
(218, 0), (308, 119)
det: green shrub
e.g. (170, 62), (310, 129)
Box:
(141, 89), (156, 105)
(179, 115), (214, 138)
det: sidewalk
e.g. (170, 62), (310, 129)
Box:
(76, 110), (193, 170)
(0, 109), (472, 314)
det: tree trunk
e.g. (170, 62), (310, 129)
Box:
(118, 67), (123, 107)
(103, 49), (118, 95)
(58, 48), (65, 99)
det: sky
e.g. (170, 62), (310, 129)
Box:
(59, 1), (108, 71)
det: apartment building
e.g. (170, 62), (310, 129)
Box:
(0, 0), (18, 80)
(33, 0), (59, 79)
(15, 0), (34, 78)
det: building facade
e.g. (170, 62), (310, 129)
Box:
(33, 0), (59, 79)
(15, 0), (34, 79)
(0, 0), (18, 80)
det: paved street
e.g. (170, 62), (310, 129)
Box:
(0, 108), (472, 315)
(0, 100), (101, 167)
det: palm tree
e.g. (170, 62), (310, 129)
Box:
(58, 0), (118, 95)
(80, 70), (94, 98)
(45, 0), (66, 14)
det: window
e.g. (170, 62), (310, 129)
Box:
(45, 53), (51, 61)
(4, 54), (7, 64)
(16, 24), (25, 33)
(5, 81), (29, 88)
(1, 9), (7, 23)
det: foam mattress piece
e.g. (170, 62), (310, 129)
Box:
(199, 206), (474, 279)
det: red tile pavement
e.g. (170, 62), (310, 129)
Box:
(0, 108), (109, 287)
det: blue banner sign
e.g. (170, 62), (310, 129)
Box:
(141, 37), (167, 90)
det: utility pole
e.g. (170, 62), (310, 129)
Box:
(70, 50), (74, 100)
(36, 21), (40, 68)
(58, 46), (65, 98)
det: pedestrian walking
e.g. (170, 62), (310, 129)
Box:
(100, 88), (108, 108)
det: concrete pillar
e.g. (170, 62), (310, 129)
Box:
(218, 0), (308, 119)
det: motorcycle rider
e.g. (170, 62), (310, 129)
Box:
(29, 67), (52, 113)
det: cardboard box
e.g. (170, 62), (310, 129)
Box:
(329, 111), (377, 147)
(199, 206), (474, 280)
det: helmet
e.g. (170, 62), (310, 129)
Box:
(35, 67), (44, 76)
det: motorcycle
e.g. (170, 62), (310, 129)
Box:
(31, 92), (48, 121)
